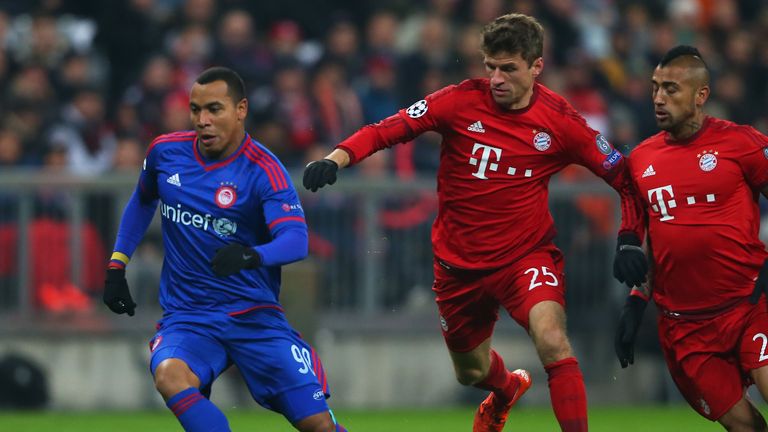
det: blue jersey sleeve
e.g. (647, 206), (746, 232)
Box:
(112, 146), (160, 263)
(252, 164), (308, 266)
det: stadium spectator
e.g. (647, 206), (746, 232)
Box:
(615, 45), (768, 430)
(102, 67), (346, 432)
(121, 54), (177, 141)
(304, 13), (647, 432)
(47, 86), (116, 176)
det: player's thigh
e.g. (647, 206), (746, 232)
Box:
(493, 243), (566, 330)
(659, 317), (743, 421)
(149, 325), (229, 392)
(227, 311), (331, 423)
(741, 297), (768, 401)
(432, 259), (499, 353)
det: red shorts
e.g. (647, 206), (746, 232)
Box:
(658, 297), (768, 421)
(432, 243), (565, 353)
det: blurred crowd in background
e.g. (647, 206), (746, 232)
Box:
(0, 0), (767, 313)
(0, 0), (766, 175)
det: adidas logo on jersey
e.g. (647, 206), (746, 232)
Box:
(467, 121), (485, 133)
(641, 165), (656, 178)
(167, 173), (181, 186)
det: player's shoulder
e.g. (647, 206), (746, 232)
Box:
(535, 83), (588, 124)
(425, 78), (486, 103)
(454, 78), (489, 94)
(707, 116), (766, 144)
(243, 136), (282, 164)
(630, 131), (666, 156)
(242, 137), (293, 191)
(146, 130), (196, 156)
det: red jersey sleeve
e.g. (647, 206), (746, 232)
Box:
(735, 125), (768, 190)
(557, 110), (645, 240)
(336, 85), (457, 165)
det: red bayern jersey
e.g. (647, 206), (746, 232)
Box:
(629, 116), (768, 312)
(336, 79), (644, 270)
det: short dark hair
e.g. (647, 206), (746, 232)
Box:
(195, 67), (246, 103)
(659, 45), (706, 68)
(480, 13), (544, 65)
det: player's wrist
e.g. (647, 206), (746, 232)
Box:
(109, 251), (129, 269)
(629, 287), (650, 302)
(243, 246), (261, 268)
(617, 232), (641, 248)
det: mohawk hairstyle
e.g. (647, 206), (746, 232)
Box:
(659, 45), (707, 68)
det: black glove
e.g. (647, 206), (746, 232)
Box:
(103, 268), (136, 316)
(211, 243), (261, 277)
(303, 159), (338, 192)
(615, 295), (648, 368)
(613, 232), (648, 288)
(749, 259), (768, 304)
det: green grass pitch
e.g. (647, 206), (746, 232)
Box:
(0, 405), (749, 431)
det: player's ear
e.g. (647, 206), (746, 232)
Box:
(695, 85), (710, 107)
(236, 98), (248, 122)
(531, 57), (543, 78)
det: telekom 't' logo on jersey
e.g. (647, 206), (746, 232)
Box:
(469, 143), (502, 179)
(648, 185), (675, 221)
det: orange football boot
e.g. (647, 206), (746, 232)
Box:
(473, 369), (532, 432)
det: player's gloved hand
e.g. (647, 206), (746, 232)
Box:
(749, 259), (768, 304)
(303, 159), (338, 192)
(103, 268), (136, 316)
(211, 243), (261, 277)
(615, 295), (648, 368)
(612, 232), (648, 288)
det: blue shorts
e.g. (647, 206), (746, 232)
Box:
(148, 307), (331, 423)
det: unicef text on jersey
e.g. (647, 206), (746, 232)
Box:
(160, 201), (237, 237)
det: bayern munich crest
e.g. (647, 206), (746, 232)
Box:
(763, 147), (768, 159)
(697, 150), (718, 172)
(533, 131), (551, 151)
(215, 184), (237, 208)
(406, 99), (428, 118)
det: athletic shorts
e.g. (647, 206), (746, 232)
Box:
(148, 307), (331, 424)
(432, 243), (566, 353)
(658, 297), (768, 421)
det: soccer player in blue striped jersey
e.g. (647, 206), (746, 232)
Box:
(103, 67), (346, 432)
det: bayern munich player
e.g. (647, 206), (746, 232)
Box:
(304, 13), (647, 432)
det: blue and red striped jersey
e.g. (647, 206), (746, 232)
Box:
(136, 131), (306, 313)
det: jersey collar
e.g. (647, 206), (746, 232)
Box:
(193, 133), (250, 171)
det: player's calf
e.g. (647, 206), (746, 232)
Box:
(717, 397), (767, 432)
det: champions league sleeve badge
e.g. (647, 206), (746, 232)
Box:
(405, 99), (428, 118)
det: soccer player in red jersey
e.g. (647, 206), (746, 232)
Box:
(615, 45), (768, 431)
(304, 14), (647, 432)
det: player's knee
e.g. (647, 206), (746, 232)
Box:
(455, 367), (485, 386)
(154, 360), (197, 399)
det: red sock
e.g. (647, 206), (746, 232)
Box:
(544, 357), (588, 432)
(473, 350), (520, 402)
